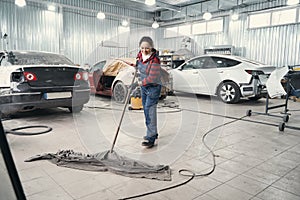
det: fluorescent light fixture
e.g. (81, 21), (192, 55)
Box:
(145, 0), (156, 6)
(231, 13), (239, 20)
(48, 5), (56, 11)
(203, 12), (212, 20)
(97, 11), (105, 19)
(15, 0), (26, 7)
(287, 0), (299, 5)
(122, 19), (129, 27)
(152, 21), (159, 29)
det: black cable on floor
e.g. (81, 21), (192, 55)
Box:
(120, 170), (195, 200)
(119, 115), (247, 200)
(5, 125), (52, 136)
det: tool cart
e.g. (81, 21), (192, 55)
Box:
(246, 66), (300, 131)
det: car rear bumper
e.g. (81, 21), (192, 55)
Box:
(240, 75), (268, 97)
(0, 89), (90, 115)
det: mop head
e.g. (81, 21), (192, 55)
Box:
(25, 149), (171, 181)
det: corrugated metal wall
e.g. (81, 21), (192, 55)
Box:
(158, 1), (300, 67)
(1, 0), (299, 67)
(0, 0), (154, 65)
(0, 1), (61, 52)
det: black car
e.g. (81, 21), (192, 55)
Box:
(0, 51), (90, 115)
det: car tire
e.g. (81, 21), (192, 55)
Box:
(113, 81), (128, 103)
(68, 105), (84, 113)
(217, 82), (241, 104)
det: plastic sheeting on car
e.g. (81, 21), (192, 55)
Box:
(25, 149), (172, 181)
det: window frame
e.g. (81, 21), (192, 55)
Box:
(164, 27), (179, 38)
(192, 19), (224, 35)
(248, 7), (299, 29)
(165, 18), (224, 38)
(178, 24), (191, 36)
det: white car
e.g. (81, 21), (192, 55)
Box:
(110, 59), (169, 103)
(170, 54), (276, 103)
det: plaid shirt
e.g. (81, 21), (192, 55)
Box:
(136, 50), (161, 86)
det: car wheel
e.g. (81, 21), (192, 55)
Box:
(113, 81), (128, 103)
(217, 82), (241, 104)
(68, 105), (84, 113)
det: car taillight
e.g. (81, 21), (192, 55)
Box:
(23, 72), (37, 81)
(245, 70), (264, 75)
(74, 72), (88, 81)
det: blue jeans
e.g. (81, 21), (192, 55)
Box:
(141, 85), (161, 143)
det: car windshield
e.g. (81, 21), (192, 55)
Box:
(0, 51), (74, 66)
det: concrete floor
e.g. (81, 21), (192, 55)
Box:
(2, 92), (300, 200)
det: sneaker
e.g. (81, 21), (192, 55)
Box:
(141, 141), (155, 148)
(143, 134), (158, 140)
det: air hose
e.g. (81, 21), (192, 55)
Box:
(119, 115), (247, 200)
(5, 125), (52, 136)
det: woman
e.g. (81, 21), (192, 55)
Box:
(136, 36), (161, 148)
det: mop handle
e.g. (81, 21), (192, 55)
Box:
(110, 68), (138, 153)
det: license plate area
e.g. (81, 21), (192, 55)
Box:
(44, 92), (72, 99)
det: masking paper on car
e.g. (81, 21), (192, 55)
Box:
(25, 149), (172, 181)
(103, 58), (136, 76)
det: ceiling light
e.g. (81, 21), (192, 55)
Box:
(152, 21), (159, 29)
(48, 5), (56, 11)
(287, 0), (299, 5)
(97, 11), (105, 20)
(15, 0), (26, 7)
(203, 12), (212, 20)
(145, 0), (156, 6)
(122, 19), (129, 27)
(231, 13), (239, 21)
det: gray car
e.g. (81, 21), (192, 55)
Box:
(0, 51), (90, 116)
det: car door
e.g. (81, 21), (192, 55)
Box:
(90, 61), (106, 91)
(172, 57), (206, 93)
(197, 56), (224, 95)
(198, 56), (245, 95)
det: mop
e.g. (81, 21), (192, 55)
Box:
(25, 67), (172, 181)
